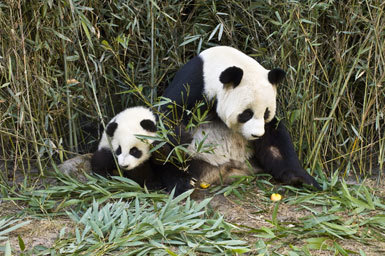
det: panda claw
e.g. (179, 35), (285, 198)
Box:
(190, 178), (197, 187)
(282, 169), (321, 190)
(308, 177), (322, 190)
(298, 171), (321, 190)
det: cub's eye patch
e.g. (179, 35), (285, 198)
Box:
(115, 145), (122, 155)
(238, 109), (253, 123)
(130, 147), (142, 158)
(264, 108), (270, 120)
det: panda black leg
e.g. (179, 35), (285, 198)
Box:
(253, 118), (321, 190)
(91, 148), (116, 177)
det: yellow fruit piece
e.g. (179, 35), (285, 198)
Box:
(270, 193), (282, 201)
(200, 182), (210, 189)
(66, 79), (80, 85)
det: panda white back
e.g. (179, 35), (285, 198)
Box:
(200, 46), (268, 99)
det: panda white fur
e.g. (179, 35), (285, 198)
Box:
(160, 46), (321, 191)
(91, 106), (160, 187)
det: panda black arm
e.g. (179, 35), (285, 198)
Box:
(91, 148), (116, 177)
(253, 118), (321, 189)
(150, 145), (195, 196)
(159, 55), (207, 147)
(161, 56), (205, 123)
(155, 163), (195, 196)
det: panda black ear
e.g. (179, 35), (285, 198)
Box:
(219, 66), (243, 88)
(268, 68), (286, 85)
(106, 122), (118, 137)
(140, 119), (157, 132)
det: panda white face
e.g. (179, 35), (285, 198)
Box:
(98, 106), (157, 170)
(200, 46), (285, 140)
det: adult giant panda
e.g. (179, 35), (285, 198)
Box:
(160, 46), (321, 192)
(91, 106), (161, 188)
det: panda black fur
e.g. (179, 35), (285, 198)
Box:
(160, 46), (321, 191)
(91, 106), (161, 188)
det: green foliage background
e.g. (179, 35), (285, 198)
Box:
(0, 0), (384, 178)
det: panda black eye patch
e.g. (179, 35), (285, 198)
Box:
(238, 109), (253, 123)
(130, 147), (142, 158)
(264, 108), (270, 120)
(115, 145), (122, 155)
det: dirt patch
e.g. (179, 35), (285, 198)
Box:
(7, 217), (74, 253)
(193, 188), (269, 225)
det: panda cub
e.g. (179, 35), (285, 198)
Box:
(91, 106), (160, 188)
(161, 46), (321, 190)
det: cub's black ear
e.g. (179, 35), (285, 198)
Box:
(140, 119), (157, 132)
(106, 122), (118, 137)
(219, 66), (243, 88)
(268, 68), (286, 84)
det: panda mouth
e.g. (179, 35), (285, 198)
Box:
(251, 134), (261, 139)
(119, 165), (131, 170)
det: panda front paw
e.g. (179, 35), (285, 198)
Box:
(166, 176), (196, 197)
(91, 148), (115, 177)
(278, 168), (321, 190)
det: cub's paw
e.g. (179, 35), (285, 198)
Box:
(165, 176), (196, 197)
(190, 177), (197, 187)
(173, 177), (197, 197)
